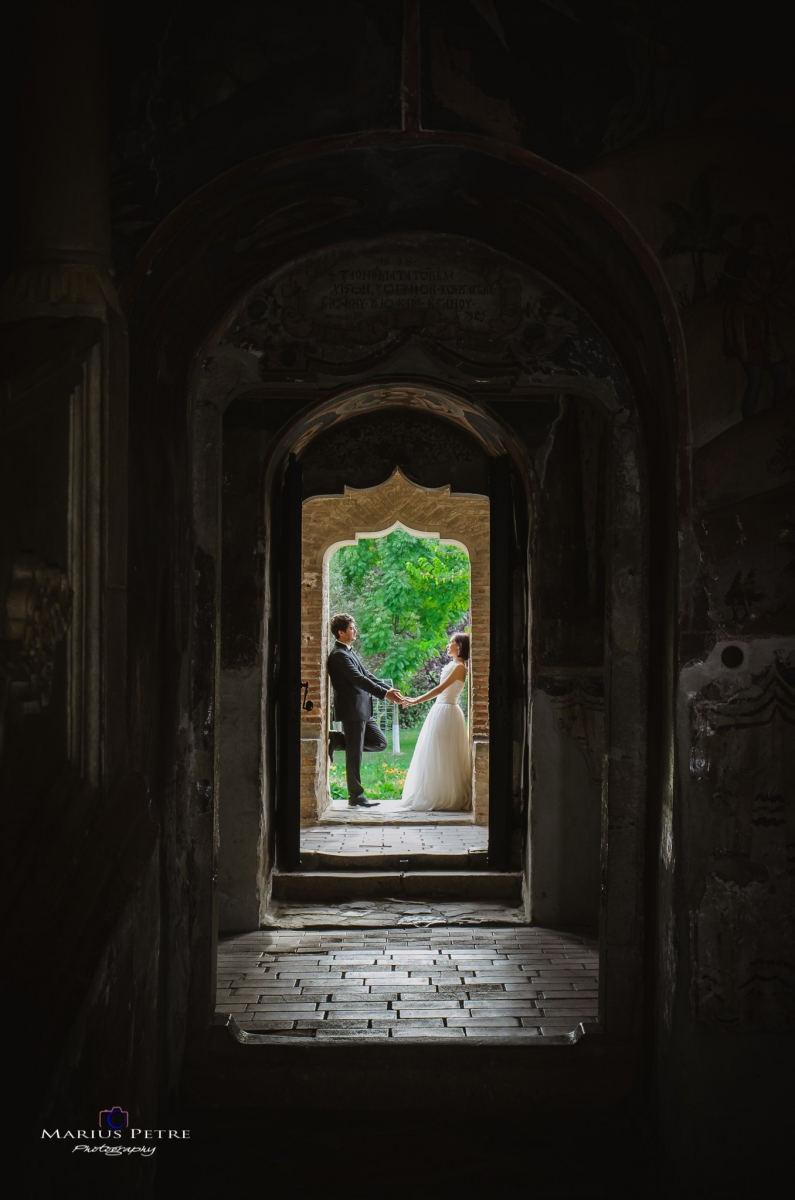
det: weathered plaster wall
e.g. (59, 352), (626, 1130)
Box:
(531, 688), (602, 928)
(218, 664), (263, 931)
(216, 423), (270, 933)
(581, 118), (795, 1187)
(301, 469), (489, 822)
(528, 397), (610, 933)
(580, 128), (795, 449)
(34, 849), (161, 1196)
(679, 637), (795, 1032)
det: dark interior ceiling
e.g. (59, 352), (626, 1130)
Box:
(1, 1), (792, 287)
(102, 0), (795, 281)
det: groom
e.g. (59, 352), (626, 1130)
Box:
(327, 613), (405, 807)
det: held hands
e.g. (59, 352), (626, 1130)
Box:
(385, 688), (421, 709)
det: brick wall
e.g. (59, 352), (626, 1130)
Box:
(300, 469), (490, 820)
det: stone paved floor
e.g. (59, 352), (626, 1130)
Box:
(216, 926), (598, 1039)
(318, 798), (475, 824)
(300, 824), (488, 857)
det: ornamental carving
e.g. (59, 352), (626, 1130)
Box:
(300, 408), (488, 500)
(686, 650), (795, 1031)
(222, 235), (621, 393)
(2, 554), (72, 715)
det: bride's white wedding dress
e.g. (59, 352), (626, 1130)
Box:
(401, 662), (472, 812)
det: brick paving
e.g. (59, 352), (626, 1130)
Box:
(300, 824), (488, 857)
(216, 927), (598, 1040)
(318, 799), (475, 825)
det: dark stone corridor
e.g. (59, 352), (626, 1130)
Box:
(2, 2), (793, 1196)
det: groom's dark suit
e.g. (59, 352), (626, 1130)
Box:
(327, 641), (389, 803)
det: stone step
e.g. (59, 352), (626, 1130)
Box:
(271, 870), (523, 903)
(298, 849), (488, 871)
(317, 811), (476, 825)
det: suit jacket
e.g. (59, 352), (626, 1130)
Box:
(327, 641), (389, 722)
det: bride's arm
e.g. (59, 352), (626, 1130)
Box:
(407, 664), (466, 704)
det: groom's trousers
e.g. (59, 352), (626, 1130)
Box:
(340, 718), (387, 801)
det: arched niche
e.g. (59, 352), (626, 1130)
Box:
(300, 468), (490, 824)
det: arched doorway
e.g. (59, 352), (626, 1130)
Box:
(123, 133), (684, 1092)
(257, 384), (526, 884)
(301, 468), (489, 825)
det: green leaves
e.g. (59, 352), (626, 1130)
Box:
(329, 530), (470, 691)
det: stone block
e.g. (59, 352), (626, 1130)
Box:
(391, 1027), (465, 1038)
(463, 1028), (541, 1038)
(444, 1016), (521, 1026)
(472, 739), (490, 825)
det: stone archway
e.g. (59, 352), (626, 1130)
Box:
(300, 468), (489, 823)
(126, 135), (688, 1092)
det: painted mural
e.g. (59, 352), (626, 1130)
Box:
(221, 235), (625, 403)
(682, 643), (795, 1032)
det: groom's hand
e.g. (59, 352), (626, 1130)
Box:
(385, 688), (403, 704)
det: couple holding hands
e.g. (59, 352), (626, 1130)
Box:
(327, 612), (472, 813)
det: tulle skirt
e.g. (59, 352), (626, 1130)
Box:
(401, 702), (472, 812)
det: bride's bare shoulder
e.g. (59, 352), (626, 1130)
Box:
(450, 662), (467, 679)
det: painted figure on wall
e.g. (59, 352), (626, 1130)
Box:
(660, 169), (738, 307)
(719, 213), (792, 419)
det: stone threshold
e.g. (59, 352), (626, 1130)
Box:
(298, 849), (488, 871)
(214, 1012), (597, 1045)
(260, 899), (530, 927)
(271, 870), (523, 903)
(316, 808), (477, 826)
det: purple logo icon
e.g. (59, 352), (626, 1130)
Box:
(99, 1107), (128, 1130)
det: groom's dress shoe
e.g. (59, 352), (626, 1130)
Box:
(349, 797), (379, 807)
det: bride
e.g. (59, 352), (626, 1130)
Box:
(401, 633), (472, 812)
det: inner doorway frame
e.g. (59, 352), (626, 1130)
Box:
(274, 429), (517, 874)
(300, 471), (490, 827)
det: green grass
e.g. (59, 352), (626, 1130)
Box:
(329, 725), (422, 800)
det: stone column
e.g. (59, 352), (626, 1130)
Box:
(0, 0), (127, 792)
(1, 0), (118, 317)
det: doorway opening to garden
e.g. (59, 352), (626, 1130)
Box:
(298, 468), (490, 872)
(325, 527), (471, 812)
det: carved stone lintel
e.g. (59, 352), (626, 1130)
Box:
(2, 554), (72, 715)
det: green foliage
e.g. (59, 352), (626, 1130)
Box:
(329, 760), (408, 799)
(328, 726), (421, 799)
(329, 529), (470, 693)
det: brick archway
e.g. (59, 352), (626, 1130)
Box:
(300, 468), (489, 823)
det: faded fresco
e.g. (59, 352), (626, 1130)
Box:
(221, 235), (624, 401)
(681, 642), (795, 1031)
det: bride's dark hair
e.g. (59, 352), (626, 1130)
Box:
(452, 633), (470, 662)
